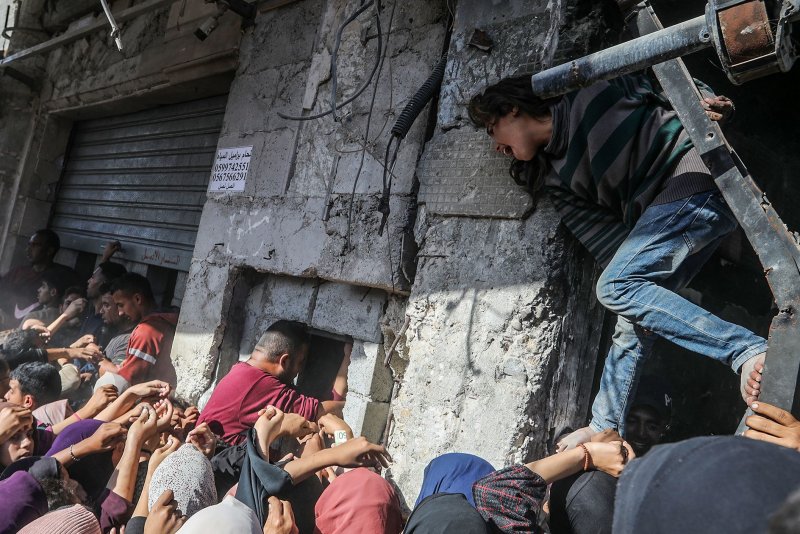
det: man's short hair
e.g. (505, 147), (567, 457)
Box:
(255, 320), (310, 362)
(34, 229), (60, 254)
(62, 286), (86, 299)
(97, 262), (127, 283)
(110, 273), (154, 303)
(40, 270), (69, 300)
(0, 328), (38, 355)
(11, 362), (61, 406)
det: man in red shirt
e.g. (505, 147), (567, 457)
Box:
(199, 320), (350, 446)
(103, 273), (178, 388)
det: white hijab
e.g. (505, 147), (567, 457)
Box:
(178, 496), (262, 534)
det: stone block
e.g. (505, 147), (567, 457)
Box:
(311, 282), (386, 342)
(342, 392), (390, 443)
(346, 341), (393, 401)
(172, 258), (236, 402)
(238, 275), (318, 356)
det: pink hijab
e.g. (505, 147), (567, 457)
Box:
(314, 468), (402, 534)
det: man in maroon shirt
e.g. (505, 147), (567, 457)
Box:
(199, 320), (350, 446)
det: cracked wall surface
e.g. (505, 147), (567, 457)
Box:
(384, 0), (607, 502)
(171, 0), (449, 413)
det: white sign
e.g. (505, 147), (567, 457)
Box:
(208, 146), (253, 193)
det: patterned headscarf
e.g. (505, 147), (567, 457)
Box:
(148, 444), (217, 517)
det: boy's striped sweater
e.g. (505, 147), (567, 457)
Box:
(543, 73), (715, 266)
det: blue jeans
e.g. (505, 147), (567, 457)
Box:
(589, 190), (768, 433)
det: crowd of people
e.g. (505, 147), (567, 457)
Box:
(2, 66), (800, 533)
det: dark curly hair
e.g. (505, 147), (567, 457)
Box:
(468, 75), (560, 196)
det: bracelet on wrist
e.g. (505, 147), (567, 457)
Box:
(579, 443), (591, 471)
(70, 444), (81, 463)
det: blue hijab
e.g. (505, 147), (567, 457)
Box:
(415, 453), (495, 508)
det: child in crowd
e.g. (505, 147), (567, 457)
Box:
(468, 73), (767, 449)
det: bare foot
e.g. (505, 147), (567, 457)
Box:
(556, 426), (597, 452)
(743, 360), (765, 404)
(740, 353), (766, 403)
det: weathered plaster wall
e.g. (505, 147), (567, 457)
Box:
(171, 0), (449, 414)
(385, 0), (609, 502)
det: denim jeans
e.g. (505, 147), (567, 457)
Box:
(589, 190), (768, 433)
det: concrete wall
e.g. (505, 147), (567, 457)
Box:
(170, 0), (449, 427)
(384, 0), (614, 502)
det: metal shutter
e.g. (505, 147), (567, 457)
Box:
(51, 95), (227, 272)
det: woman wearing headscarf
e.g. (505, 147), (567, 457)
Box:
(41, 403), (164, 532)
(404, 453), (495, 534)
(314, 467), (402, 534)
(179, 494), (263, 534)
(45, 419), (124, 501)
(613, 435), (800, 534)
(414, 453), (495, 508)
(18, 504), (101, 534)
(147, 443), (218, 517)
(405, 493), (491, 534)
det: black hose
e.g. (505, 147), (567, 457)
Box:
(390, 53), (447, 140)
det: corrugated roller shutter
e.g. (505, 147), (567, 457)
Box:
(51, 95), (228, 272)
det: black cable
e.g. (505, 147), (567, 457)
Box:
(344, 0), (396, 250)
(330, 0), (376, 121)
(377, 54), (447, 235)
(278, 0), (381, 122)
(390, 53), (447, 139)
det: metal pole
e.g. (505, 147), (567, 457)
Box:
(531, 14), (711, 98)
(0, 0), (172, 67)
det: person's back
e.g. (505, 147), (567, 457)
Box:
(199, 321), (323, 445)
(199, 361), (319, 445)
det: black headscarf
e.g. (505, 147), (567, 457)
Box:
(235, 427), (323, 534)
(405, 493), (490, 534)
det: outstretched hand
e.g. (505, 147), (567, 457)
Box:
(585, 440), (635, 477)
(149, 436), (182, 474)
(85, 422), (128, 453)
(186, 422), (217, 458)
(328, 436), (392, 469)
(0, 405), (33, 442)
(744, 401), (800, 451)
(128, 380), (171, 401)
(128, 403), (160, 444)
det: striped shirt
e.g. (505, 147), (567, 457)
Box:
(543, 73), (714, 266)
